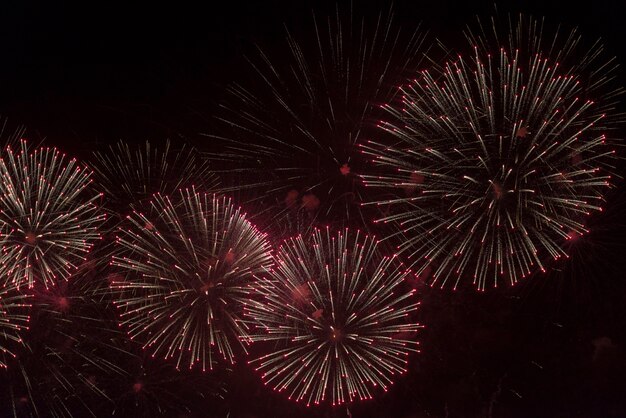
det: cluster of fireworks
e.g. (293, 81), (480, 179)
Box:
(0, 5), (622, 417)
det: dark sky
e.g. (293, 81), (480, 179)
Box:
(1, 0), (625, 151)
(0, 1), (625, 417)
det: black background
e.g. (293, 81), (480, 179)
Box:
(2, 0), (626, 152)
(0, 1), (625, 417)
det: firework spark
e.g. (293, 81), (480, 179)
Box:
(0, 140), (105, 289)
(90, 139), (218, 212)
(107, 343), (229, 418)
(206, 5), (427, 232)
(361, 15), (623, 290)
(0, 270), (122, 418)
(0, 283), (30, 369)
(247, 227), (421, 406)
(111, 189), (273, 370)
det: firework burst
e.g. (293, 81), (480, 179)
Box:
(361, 14), (623, 290)
(246, 227), (421, 406)
(207, 5), (427, 232)
(111, 189), (273, 371)
(0, 140), (105, 289)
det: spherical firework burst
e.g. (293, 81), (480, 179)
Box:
(111, 189), (273, 371)
(90, 139), (218, 212)
(0, 140), (105, 289)
(246, 227), (421, 406)
(0, 283), (30, 369)
(207, 5), (427, 232)
(361, 15), (623, 290)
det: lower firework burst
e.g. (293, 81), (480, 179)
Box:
(0, 140), (105, 289)
(111, 189), (273, 371)
(246, 227), (422, 406)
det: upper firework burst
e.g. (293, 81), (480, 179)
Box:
(111, 190), (273, 371)
(246, 227), (421, 406)
(361, 14), (624, 290)
(207, 5), (427, 232)
(0, 141), (105, 289)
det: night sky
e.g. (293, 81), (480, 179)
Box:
(0, 1), (626, 417)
